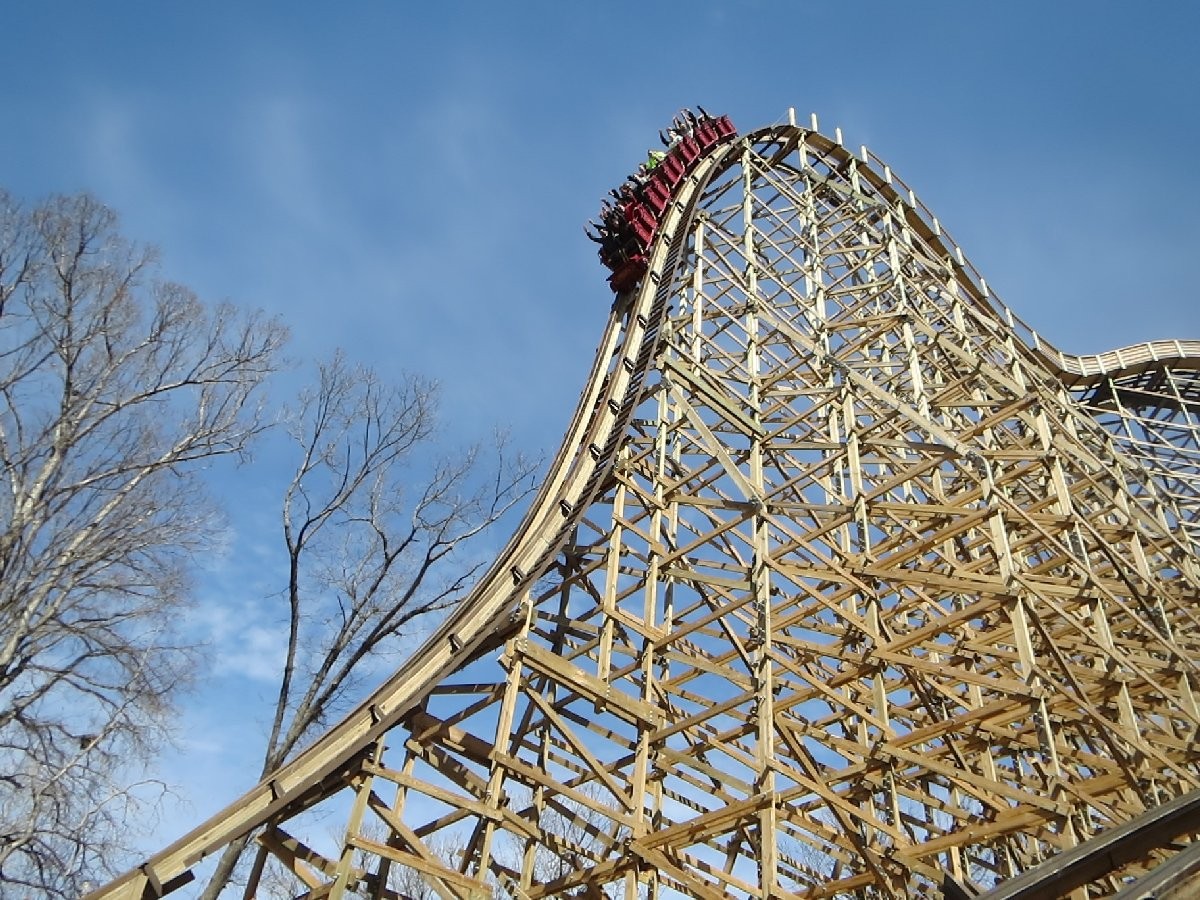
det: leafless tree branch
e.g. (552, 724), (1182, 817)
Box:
(199, 353), (540, 896)
(0, 190), (287, 895)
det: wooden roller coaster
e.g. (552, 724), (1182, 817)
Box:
(89, 110), (1200, 899)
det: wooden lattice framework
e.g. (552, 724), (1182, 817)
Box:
(91, 117), (1200, 900)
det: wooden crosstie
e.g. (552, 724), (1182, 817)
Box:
(90, 116), (1200, 899)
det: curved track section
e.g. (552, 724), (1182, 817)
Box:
(838, 133), (1200, 546)
(800, 122), (1200, 547)
(89, 123), (743, 900)
(92, 122), (1200, 900)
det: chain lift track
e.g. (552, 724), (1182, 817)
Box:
(90, 118), (1200, 900)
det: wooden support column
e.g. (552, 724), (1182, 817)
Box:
(329, 743), (385, 899)
(476, 599), (533, 882)
(743, 145), (780, 895)
(599, 465), (628, 688)
(368, 749), (419, 898)
(690, 216), (705, 366)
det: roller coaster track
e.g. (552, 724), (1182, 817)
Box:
(876, 160), (1200, 547)
(90, 120), (1200, 900)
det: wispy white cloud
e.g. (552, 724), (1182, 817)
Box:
(187, 584), (286, 679)
(241, 92), (336, 236)
(215, 622), (289, 683)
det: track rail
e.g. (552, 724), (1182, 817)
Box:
(1028, 337), (1200, 385)
(88, 128), (744, 900)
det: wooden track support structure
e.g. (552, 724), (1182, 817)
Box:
(89, 117), (1200, 899)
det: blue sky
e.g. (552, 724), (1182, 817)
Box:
(4, 0), (1199, 865)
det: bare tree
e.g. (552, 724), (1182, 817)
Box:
(200, 354), (539, 897)
(0, 190), (286, 895)
(498, 785), (636, 899)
